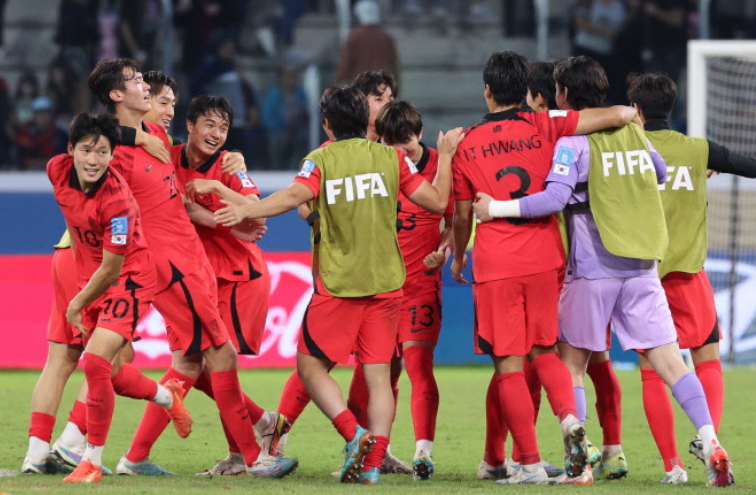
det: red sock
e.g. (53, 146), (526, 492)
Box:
(403, 346), (438, 442)
(364, 435), (388, 471)
(347, 357), (369, 427)
(498, 372), (539, 465)
(83, 353), (115, 447)
(29, 412), (56, 442)
(111, 363), (159, 400)
(695, 359), (723, 432)
(126, 367), (196, 462)
(641, 368), (681, 472)
(211, 370), (261, 467)
(333, 409), (359, 442)
(484, 373), (507, 466)
(68, 400), (87, 435)
(390, 372), (401, 423)
(277, 371), (311, 427)
(587, 359), (622, 445)
(531, 353), (577, 421)
(193, 372), (238, 453)
(512, 360), (542, 463)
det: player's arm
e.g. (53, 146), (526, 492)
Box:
(407, 128), (465, 215)
(707, 140), (756, 178)
(424, 216), (454, 271)
(573, 106), (638, 135)
(66, 249), (125, 335)
(184, 202), (218, 228)
(127, 126), (171, 163)
(648, 139), (668, 184)
(220, 151), (247, 174)
(215, 182), (315, 226)
(451, 200), (472, 284)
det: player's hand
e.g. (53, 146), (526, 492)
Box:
(707, 169), (720, 179)
(221, 152), (247, 175)
(473, 192), (494, 223)
(437, 127), (465, 158)
(424, 248), (447, 270)
(451, 254), (468, 284)
(215, 200), (249, 227)
(140, 133), (170, 163)
(186, 179), (219, 202)
(66, 301), (90, 336)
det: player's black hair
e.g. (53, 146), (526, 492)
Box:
(483, 51), (530, 107)
(528, 61), (558, 110)
(69, 113), (121, 154)
(320, 86), (369, 139)
(144, 70), (179, 99)
(626, 72), (677, 121)
(554, 56), (608, 110)
(88, 58), (142, 113)
(352, 70), (398, 99)
(187, 95), (234, 127)
(375, 100), (423, 145)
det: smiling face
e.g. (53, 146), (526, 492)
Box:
(69, 135), (113, 189)
(144, 86), (176, 131)
(112, 67), (151, 114)
(187, 111), (229, 158)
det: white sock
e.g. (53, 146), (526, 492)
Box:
(254, 411), (273, 433)
(699, 424), (717, 455)
(83, 443), (104, 467)
(415, 439), (433, 457)
(151, 384), (173, 408)
(523, 462), (541, 474)
(603, 444), (623, 457)
(27, 436), (50, 461)
(58, 421), (87, 447)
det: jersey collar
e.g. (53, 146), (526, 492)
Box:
(415, 142), (430, 173)
(69, 164), (110, 197)
(644, 119), (670, 131)
(181, 146), (222, 174)
(481, 108), (528, 123)
(334, 134), (366, 142)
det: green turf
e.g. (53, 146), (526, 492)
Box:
(0, 367), (753, 493)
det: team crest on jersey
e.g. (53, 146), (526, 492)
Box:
(549, 110), (569, 118)
(237, 171), (255, 188)
(298, 160), (316, 178)
(111, 216), (128, 235)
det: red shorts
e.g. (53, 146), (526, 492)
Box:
(47, 248), (82, 346)
(474, 269), (559, 357)
(397, 285), (442, 345)
(661, 269), (720, 349)
(82, 283), (156, 344)
(298, 291), (401, 365)
(218, 266), (270, 355)
(160, 262), (230, 355)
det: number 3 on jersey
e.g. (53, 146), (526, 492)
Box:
(495, 166), (531, 225)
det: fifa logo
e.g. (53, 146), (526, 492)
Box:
(659, 166), (695, 191)
(325, 173), (389, 205)
(601, 150), (655, 177)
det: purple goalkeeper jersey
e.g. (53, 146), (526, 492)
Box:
(520, 134), (668, 281)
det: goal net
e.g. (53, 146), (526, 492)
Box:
(688, 40), (756, 365)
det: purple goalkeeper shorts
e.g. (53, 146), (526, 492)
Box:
(559, 276), (676, 352)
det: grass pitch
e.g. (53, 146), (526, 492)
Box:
(0, 367), (753, 494)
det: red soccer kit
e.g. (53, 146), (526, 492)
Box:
(397, 144), (453, 345)
(172, 145), (271, 355)
(453, 108), (579, 356)
(108, 122), (228, 355)
(294, 146), (425, 364)
(48, 239), (80, 346)
(47, 155), (156, 342)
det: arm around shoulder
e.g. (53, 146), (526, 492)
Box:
(573, 106), (637, 135)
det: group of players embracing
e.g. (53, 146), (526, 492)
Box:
(22, 49), (754, 486)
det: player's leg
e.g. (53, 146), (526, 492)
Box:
(479, 372), (509, 480)
(346, 353), (369, 427)
(380, 354), (410, 474)
(586, 349), (624, 473)
(403, 341), (438, 480)
(511, 360), (542, 467)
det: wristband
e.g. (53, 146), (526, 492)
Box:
(488, 199), (522, 218)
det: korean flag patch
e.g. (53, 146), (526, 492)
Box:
(111, 216), (128, 235)
(553, 146), (574, 176)
(298, 159), (316, 178)
(112, 234), (127, 245)
(236, 171), (255, 189)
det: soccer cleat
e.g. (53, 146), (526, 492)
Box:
(257, 413), (292, 457)
(164, 378), (193, 438)
(195, 453), (246, 476)
(705, 440), (734, 487)
(659, 464), (688, 484)
(116, 455), (177, 476)
(594, 452), (628, 480)
(381, 450), (413, 474)
(412, 451), (434, 481)
(586, 437), (602, 467)
(340, 426), (375, 483)
(510, 460), (564, 478)
(476, 459), (509, 480)
(22, 454), (73, 475)
(359, 466), (381, 484)
(63, 460), (102, 483)
(51, 441), (113, 475)
(565, 423), (589, 478)
(554, 465), (594, 485)
(689, 434), (705, 465)
(246, 452), (298, 478)
(495, 465), (549, 485)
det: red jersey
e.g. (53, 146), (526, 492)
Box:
(397, 144), (454, 293)
(47, 154), (155, 291)
(108, 122), (208, 291)
(172, 145), (267, 282)
(453, 108), (579, 282)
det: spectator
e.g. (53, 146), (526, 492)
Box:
(240, 79), (266, 169)
(11, 72), (40, 130)
(335, 0), (399, 86)
(45, 57), (84, 125)
(641, 0), (690, 83)
(261, 67), (309, 170)
(13, 97), (68, 170)
(54, 0), (100, 79)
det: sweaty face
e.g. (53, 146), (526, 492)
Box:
(367, 84), (394, 132)
(145, 86), (176, 132)
(119, 68), (151, 113)
(187, 112), (229, 157)
(70, 136), (112, 187)
(382, 132), (422, 164)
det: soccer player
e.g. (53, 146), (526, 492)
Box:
(475, 56), (734, 488)
(452, 51), (638, 485)
(86, 58), (295, 478)
(143, 70), (178, 140)
(214, 86), (463, 484)
(43, 113), (191, 483)
(526, 61), (558, 112)
(627, 72), (755, 484)
(373, 100), (453, 480)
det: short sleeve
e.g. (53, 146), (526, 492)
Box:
(397, 150), (425, 197)
(452, 149), (475, 201)
(101, 189), (135, 255)
(545, 136), (581, 189)
(225, 170), (261, 197)
(529, 110), (580, 143)
(293, 158), (322, 197)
